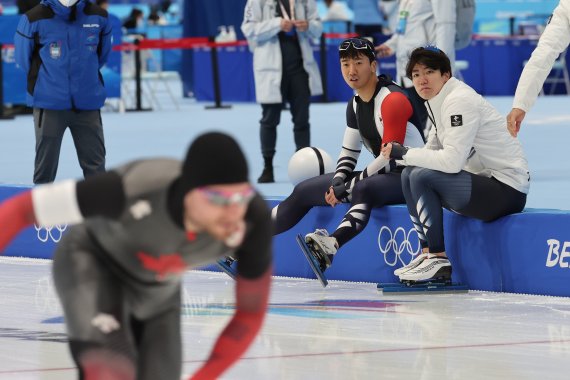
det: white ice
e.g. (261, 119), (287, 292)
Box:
(0, 257), (569, 379)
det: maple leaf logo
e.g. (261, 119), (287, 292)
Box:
(137, 251), (187, 280)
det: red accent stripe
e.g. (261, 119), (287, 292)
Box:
(111, 33), (360, 52)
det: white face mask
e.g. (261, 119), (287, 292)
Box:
(58, 0), (78, 7)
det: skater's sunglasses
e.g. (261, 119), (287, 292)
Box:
(339, 38), (374, 53)
(198, 187), (255, 206)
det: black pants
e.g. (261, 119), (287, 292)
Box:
(401, 166), (527, 253)
(33, 108), (106, 184)
(274, 172), (404, 247)
(53, 225), (182, 380)
(354, 24), (386, 45)
(260, 69), (310, 157)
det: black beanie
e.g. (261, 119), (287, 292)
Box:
(179, 132), (249, 193)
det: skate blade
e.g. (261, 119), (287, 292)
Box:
(216, 259), (237, 280)
(296, 234), (328, 288)
(377, 281), (468, 294)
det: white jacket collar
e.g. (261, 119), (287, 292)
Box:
(424, 77), (461, 128)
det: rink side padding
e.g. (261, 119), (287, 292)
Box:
(2, 186), (569, 297)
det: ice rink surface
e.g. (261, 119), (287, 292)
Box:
(0, 258), (569, 380)
(0, 94), (569, 378)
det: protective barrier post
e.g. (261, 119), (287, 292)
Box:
(509, 16), (515, 36)
(0, 44), (15, 120)
(205, 37), (231, 110)
(319, 34), (329, 103)
(126, 38), (151, 112)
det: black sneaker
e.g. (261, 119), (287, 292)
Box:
(257, 167), (274, 183)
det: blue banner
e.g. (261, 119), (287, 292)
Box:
(2, 186), (569, 297)
(0, 186), (59, 259)
(269, 199), (570, 297)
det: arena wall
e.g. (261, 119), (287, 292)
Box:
(2, 186), (569, 297)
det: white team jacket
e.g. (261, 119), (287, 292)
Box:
(383, 0), (456, 87)
(402, 78), (530, 194)
(513, 0), (570, 112)
(241, 0), (323, 103)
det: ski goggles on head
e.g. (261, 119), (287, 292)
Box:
(339, 38), (376, 60)
(198, 187), (255, 206)
(339, 38), (374, 53)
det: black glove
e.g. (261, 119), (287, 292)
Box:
(331, 176), (348, 200)
(386, 142), (408, 160)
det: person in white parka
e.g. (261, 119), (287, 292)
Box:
(508, 0), (570, 137)
(242, 0), (323, 183)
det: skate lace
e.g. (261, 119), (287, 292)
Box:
(314, 229), (330, 237)
(409, 256), (450, 273)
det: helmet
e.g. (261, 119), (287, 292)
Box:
(287, 147), (334, 185)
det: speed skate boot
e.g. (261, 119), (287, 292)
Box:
(398, 254), (452, 283)
(216, 255), (237, 279)
(223, 255), (236, 267)
(305, 229), (337, 272)
(394, 252), (429, 276)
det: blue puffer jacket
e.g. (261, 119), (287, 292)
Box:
(14, 0), (112, 110)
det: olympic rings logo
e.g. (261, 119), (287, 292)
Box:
(34, 223), (68, 243)
(377, 226), (421, 267)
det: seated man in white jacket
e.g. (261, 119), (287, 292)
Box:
(382, 46), (530, 283)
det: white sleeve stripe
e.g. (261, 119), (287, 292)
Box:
(337, 162), (355, 170)
(32, 180), (84, 227)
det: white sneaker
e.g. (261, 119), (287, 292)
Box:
(398, 254), (452, 282)
(305, 229), (338, 256)
(394, 252), (429, 276)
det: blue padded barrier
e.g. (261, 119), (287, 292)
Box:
(0, 186), (59, 259)
(267, 199), (570, 297)
(1, 186), (569, 297)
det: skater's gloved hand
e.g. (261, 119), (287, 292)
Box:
(324, 177), (344, 207)
(331, 176), (348, 201)
(382, 142), (408, 160)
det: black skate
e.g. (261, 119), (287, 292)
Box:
(296, 234), (329, 287)
(216, 256), (237, 280)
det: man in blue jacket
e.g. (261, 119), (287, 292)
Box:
(15, 0), (112, 184)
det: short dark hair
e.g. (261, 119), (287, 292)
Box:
(338, 37), (376, 63)
(405, 46), (452, 79)
(95, 0), (108, 6)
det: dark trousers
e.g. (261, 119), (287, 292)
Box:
(274, 171), (404, 248)
(53, 225), (182, 380)
(401, 166), (527, 253)
(33, 108), (106, 184)
(354, 24), (386, 45)
(260, 69), (310, 158)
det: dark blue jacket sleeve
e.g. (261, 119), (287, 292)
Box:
(14, 15), (35, 74)
(98, 17), (113, 68)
